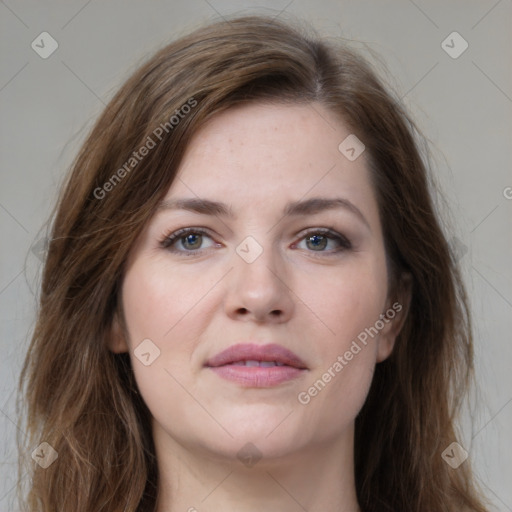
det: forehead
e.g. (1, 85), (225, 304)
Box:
(168, 102), (376, 217)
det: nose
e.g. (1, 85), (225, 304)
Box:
(223, 244), (295, 324)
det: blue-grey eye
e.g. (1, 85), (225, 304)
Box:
(306, 234), (328, 251)
(161, 228), (216, 252)
(296, 230), (350, 253)
(181, 233), (202, 250)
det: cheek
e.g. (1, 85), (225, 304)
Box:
(120, 260), (202, 392)
(120, 259), (215, 439)
(305, 357), (375, 434)
(298, 255), (388, 354)
(121, 257), (214, 346)
(292, 256), (386, 425)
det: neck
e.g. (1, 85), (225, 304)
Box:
(153, 422), (361, 512)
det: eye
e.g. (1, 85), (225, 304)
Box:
(294, 228), (352, 255)
(160, 227), (218, 255)
(160, 226), (352, 257)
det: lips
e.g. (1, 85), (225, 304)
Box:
(205, 343), (307, 369)
(205, 343), (308, 388)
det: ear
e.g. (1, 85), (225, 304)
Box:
(107, 311), (130, 354)
(376, 273), (412, 363)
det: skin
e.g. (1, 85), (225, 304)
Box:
(110, 102), (409, 512)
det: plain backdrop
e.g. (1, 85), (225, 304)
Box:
(1, 1), (511, 510)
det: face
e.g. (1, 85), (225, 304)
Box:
(111, 102), (405, 462)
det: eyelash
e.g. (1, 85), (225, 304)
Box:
(159, 226), (352, 258)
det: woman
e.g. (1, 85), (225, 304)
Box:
(18, 14), (490, 512)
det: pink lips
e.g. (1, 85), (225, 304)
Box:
(205, 343), (308, 387)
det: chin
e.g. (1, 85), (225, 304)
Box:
(206, 434), (307, 467)
(208, 409), (311, 458)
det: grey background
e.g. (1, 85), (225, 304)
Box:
(1, 1), (511, 510)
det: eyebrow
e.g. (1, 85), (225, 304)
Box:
(157, 196), (370, 229)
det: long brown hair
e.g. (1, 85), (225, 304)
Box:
(18, 14), (490, 512)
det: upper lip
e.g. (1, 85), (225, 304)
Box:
(205, 343), (308, 369)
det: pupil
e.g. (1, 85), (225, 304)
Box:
(184, 234), (201, 249)
(308, 234), (326, 250)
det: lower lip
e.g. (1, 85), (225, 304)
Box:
(207, 365), (306, 387)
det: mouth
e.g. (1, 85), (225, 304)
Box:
(205, 343), (308, 387)
(221, 360), (289, 367)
